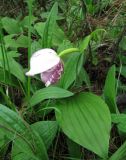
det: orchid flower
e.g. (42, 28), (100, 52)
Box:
(25, 48), (64, 87)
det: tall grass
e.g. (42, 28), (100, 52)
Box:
(0, 19), (16, 111)
(0, 19), (11, 83)
(27, 0), (33, 101)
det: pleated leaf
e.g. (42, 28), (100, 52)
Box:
(12, 129), (48, 160)
(0, 104), (48, 160)
(31, 121), (58, 149)
(104, 65), (117, 113)
(79, 35), (91, 53)
(12, 121), (57, 160)
(12, 130), (48, 160)
(56, 92), (111, 158)
(59, 53), (81, 89)
(1, 17), (22, 34)
(42, 2), (58, 48)
(29, 86), (73, 107)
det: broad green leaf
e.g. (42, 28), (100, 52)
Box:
(29, 86), (74, 107)
(15, 35), (29, 48)
(7, 57), (26, 84)
(1, 17), (22, 34)
(21, 15), (37, 28)
(35, 22), (66, 47)
(0, 105), (30, 156)
(0, 104), (27, 133)
(40, 11), (64, 20)
(12, 129), (48, 160)
(57, 40), (73, 53)
(56, 92), (111, 158)
(109, 140), (126, 160)
(12, 135), (39, 160)
(0, 51), (26, 84)
(77, 53), (85, 74)
(4, 34), (19, 49)
(34, 22), (45, 38)
(0, 136), (9, 159)
(0, 132), (9, 148)
(42, 2), (58, 48)
(59, 53), (81, 89)
(4, 34), (28, 50)
(31, 41), (41, 54)
(52, 24), (67, 46)
(31, 121), (58, 149)
(104, 65), (117, 113)
(7, 51), (20, 58)
(0, 104), (48, 160)
(79, 35), (91, 53)
(4, 34), (28, 49)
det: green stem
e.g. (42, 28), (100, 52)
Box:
(59, 48), (80, 57)
(27, 0), (32, 99)
(0, 32), (6, 82)
(0, 19), (15, 106)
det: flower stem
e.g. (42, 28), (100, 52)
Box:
(59, 48), (80, 57)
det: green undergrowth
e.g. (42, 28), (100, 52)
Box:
(0, 0), (126, 159)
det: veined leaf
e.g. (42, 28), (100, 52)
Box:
(12, 129), (48, 160)
(12, 121), (57, 159)
(31, 121), (58, 149)
(15, 35), (29, 48)
(42, 2), (58, 48)
(4, 34), (19, 49)
(103, 65), (117, 113)
(29, 86), (74, 107)
(35, 22), (66, 47)
(59, 53), (81, 89)
(0, 104), (27, 133)
(79, 35), (91, 53)
(56, 92), (111, 158)
(0, 104), (48, 160)
(1, 17), (22, 34)
(34, 22), (45, 38)
(21, 15), (37, 28)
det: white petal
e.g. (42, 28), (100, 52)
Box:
(26, 48), (60, 76)
(25, 70), (35, 76)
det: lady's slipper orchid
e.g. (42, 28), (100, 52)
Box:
(26, 48), (64, 87)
